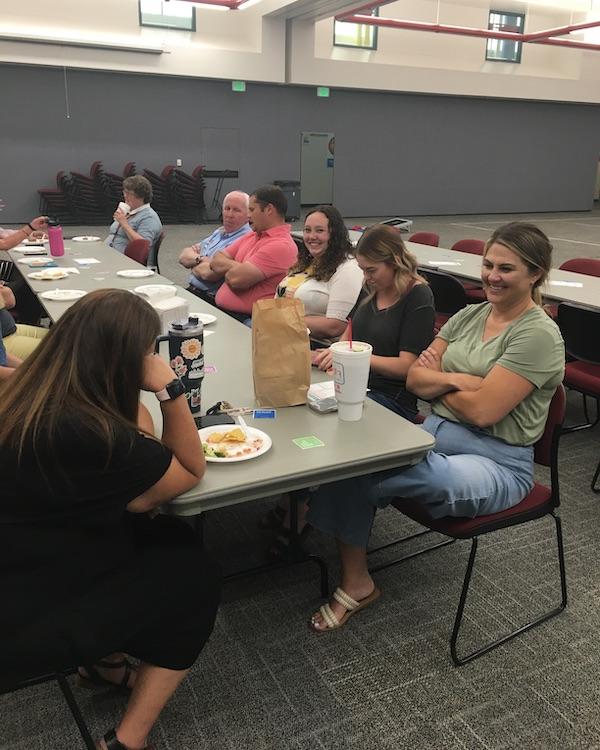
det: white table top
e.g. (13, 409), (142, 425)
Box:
(291, 230), (600, 311)
(9, 240), (435, 516)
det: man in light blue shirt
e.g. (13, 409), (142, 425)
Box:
(178, 191), (250, 304)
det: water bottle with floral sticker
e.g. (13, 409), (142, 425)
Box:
(155, 315), (204, 418)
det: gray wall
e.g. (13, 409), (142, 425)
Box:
(1, 62), (600, 222)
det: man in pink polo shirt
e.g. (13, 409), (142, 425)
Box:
(207, 185), (298, 324)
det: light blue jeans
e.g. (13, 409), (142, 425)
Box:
(307, 414), (534, 548)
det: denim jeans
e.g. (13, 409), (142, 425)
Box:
(307, 414), (534, 548)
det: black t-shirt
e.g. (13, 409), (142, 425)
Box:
(0, 417), (172, 632)
(351, 283), (435, 411)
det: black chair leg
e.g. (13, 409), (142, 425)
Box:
(56, 674), (96, 750)
(451, 514), (567, 667)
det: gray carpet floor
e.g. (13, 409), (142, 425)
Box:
(2, 208), (600, 749)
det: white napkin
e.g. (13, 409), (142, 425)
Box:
(74, 258), (101, 265)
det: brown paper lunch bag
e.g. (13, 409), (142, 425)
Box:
(252, 297), (311, 407)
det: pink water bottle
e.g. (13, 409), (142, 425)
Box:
(48, 221), (65, 257)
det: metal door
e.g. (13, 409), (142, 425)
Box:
(300, 132), (334, 205)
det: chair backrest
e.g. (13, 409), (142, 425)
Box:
(149, 230), (166, 272)
(123, 162), (136, 177)
(420, 268), (467, 316)
(409, 232), (440, 247)
(451, 239), (485, 256)
(559, 258), (600, 277)
(557, 303), (600, 365)
(533, 384), (566, 468)
(124, 239), (150, 265)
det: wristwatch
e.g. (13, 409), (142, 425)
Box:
(156, 377), (186, 402)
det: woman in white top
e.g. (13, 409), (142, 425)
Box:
(277, 206), (363, 346)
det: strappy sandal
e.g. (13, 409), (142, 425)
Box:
(309, 586), (381, 633)
(78, 658), (137, 691)
(98, 729), (153, 750)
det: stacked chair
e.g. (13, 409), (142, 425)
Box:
(37, 171), (73, 223)
(103, 161), (137, 210)
(68, 162), (111, 224)
(171, 166), (207, 223)
(36, 162), (206, 225)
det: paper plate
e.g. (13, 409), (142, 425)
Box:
(20, 239), (46, 246)
(39, 289), (86, 301)
(117, 269), (155, 278)
(190, 312), (217, 325)
(17, 257), (55, 267)
(28, 269), (69, 281)
(134, 284), (177, 297)
(72, 235), (101, 242)
(198, 425), (272, 463)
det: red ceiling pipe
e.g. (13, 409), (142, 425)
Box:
(339, 12), (600, 50)
(341, 15), (532, 42)
(176, 0), (243, 8)
(525, 19), (600, 40)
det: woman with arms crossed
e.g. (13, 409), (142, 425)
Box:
(0, 289), (220, 750)
(307, 222), (565, 632)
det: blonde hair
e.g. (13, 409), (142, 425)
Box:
(356, 224), (425, 299)
(485, 222), (552, 306)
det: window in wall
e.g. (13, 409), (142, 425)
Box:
(486, 10), (525, 63)
(139, 0), (196, 31)
(334, 8), (378, 50)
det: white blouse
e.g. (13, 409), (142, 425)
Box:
(282, 257), (363, 321)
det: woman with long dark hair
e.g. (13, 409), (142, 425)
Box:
(0, 289), (220, 750)
(277, 205), (363, 346)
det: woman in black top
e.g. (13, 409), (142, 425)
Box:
(0, 289), (220, 750)
(315, 223), (435, 421)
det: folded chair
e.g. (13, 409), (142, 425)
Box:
(124, 239), (150, 265)
(1, 669), (95, 749)
(369, 385), (567, 666)
(557, 303), (600, 491)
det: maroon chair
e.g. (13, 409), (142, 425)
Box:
(409, 232), (440, 247)
(420, 268), (467, 330)
(557, 303), (600, 491)
(369, 385), (567, 666)
(546, 259), (600, 319)
(451, 239), (486, 302)
(124, 239), (150, 265)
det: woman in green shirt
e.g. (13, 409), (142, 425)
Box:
(306, 222), (565, 633)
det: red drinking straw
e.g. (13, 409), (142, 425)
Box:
(347, 318), (353, 350)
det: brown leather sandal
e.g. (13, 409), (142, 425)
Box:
(78, 658), (137, 691)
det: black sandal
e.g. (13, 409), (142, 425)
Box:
(101, 729), (152, 750)
(78, 658), (137, 692)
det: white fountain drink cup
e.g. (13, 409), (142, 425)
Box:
(330, 341), (373, 421)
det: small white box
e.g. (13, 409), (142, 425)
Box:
(151, 296), (190, 335)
